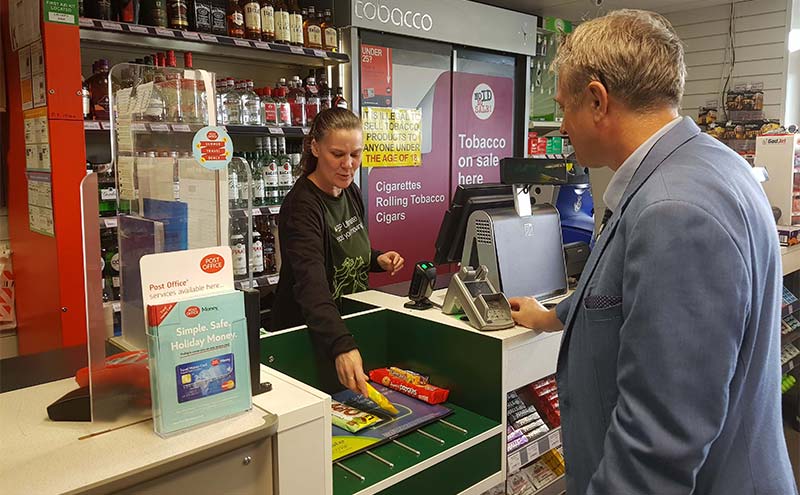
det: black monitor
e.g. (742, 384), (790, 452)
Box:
(434, 184), (536, 265)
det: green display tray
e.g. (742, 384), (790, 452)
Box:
(333, 403), (501, 495)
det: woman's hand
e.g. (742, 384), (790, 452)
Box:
(508, 296), (564, 332)
(334, 348), (370, 396)
(377, 251), (405, 276)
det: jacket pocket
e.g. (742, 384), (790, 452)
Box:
(580, 299), (622, 431)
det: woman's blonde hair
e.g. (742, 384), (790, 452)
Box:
(552, 9), (686, 111)
(300, 108), (362, 176)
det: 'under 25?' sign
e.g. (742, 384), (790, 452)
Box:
(361, 107), (422, 167)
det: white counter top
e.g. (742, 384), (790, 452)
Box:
(0, 378), (275, 495)
(346, 289), (568, 347)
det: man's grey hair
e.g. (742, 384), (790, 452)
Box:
(552, 9), (686, 111)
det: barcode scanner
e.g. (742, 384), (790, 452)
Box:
(404, 261), (437, 310)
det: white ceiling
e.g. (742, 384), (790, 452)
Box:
(476, 0), (733, 21)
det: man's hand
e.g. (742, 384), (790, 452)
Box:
(508, 296), (564, 332)
(334, 348), (370, 396)
(377, 251), (405, 276)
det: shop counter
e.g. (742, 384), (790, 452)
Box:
(0, 377), (277, 494)
(259, 289), (570, 495)
(346, 289), (569, 393)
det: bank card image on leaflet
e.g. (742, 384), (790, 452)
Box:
(331, 382), (452, 461)
(175, 353), (236, 403)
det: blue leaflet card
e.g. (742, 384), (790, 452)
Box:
(146, 291), (252, 436)
(176, 353), (236, 403)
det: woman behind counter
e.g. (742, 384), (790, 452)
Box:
(272, 108), (404, 397)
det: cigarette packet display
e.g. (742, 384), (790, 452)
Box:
(509, 406), (538, 423)
(508, 427), (525, 442)
(368, 368), (450, 404)
(525, 424), (550, 440)
(519, 419), (546, 434)
(513, 412), (542, 429)
(507, 434), (529, 452)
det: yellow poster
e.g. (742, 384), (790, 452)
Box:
(361, 107), (422, 168)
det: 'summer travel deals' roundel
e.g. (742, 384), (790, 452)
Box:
(192, 126), (234, 170)
(472, 83), (495, 120)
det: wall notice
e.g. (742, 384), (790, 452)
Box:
(360, 44), (392, 107)
(362, 107), (422, 168)
(451, 73), (513, 190)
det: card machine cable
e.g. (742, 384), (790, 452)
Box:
(442, 265), (515, 331)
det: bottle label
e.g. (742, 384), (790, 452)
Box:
(240, 181), (250, 200)
(100, 187), (118, 200)
(278, 163), (292, 185)
(110, 253), (120, 272)
(229, 172), (239, 199)
(224, 100), (242, 124)
(194, 2), (211, 30)
(276, 11), (291, 41)
(232, 242), (247, 275)
(254, 178), (266, 199)
(290, 14), (302, 44)
(264, 102), (278, 123)
(290, 101), (305, 126)
(306, 101), (319, 122)
(265, 163), (278, 187)
(244, 100), (261, 124)
(324, 27), (336, 49)
(260, 5), (274, 34)
(244, 2), (260, 29)
(168, 0), (189, 27)
(231, 11), (244, 27)
(278, 102), (291, 125)
(250, 241), (264, 272)
(211, 5), (227, 33)
(308, 25), (322, 46)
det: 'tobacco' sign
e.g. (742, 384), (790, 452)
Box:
(354, 0), (433, 32)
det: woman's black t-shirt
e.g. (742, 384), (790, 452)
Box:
(271, 176), (383, 358)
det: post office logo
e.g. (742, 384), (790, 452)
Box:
(472, 83), (495, 120)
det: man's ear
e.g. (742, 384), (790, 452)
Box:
(587, 81), (609, 122)
(311, 139), (320, 158)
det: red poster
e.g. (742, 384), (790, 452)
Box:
(451, 73), (514, 192)
(360, 44), (392, 108)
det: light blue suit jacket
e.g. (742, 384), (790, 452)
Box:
(555, 117), (797, 494)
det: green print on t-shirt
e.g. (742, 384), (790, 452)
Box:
(332, 255), (369, 300)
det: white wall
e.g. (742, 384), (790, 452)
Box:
(662, 0), (790, 121)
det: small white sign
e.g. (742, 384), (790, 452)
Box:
(313, 49), (326, 57)
(128, 24), (149, 34)
(254, 41), (270, 49)
(233, 39), (250, 47)
(289, 45), (304, 54)
(155, 27), (176, 37)
(182, 31), (200, 40)
(140, 246), (235, 307)
(100, 20), (122, 30)
(200, 33), (218, 43)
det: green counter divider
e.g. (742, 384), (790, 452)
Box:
(260, 307), (504, 495)
(333, 404), (500, 495)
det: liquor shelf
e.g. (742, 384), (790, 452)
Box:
(507, 427), (562, 475)
(225, 125), (309, 137)
(85, 120), (309, 138)
(229, 206), (281, 219)
(235, 273), (279, 290)
(79, 18), (349, 67)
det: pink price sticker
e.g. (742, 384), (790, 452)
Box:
(182, 31), (200, 40)
(79, 18), (94, 27)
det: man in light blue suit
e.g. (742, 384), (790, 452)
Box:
(510, 9), (797, 495)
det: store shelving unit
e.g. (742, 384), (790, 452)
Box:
(79, 18), (349, 66)
(86, 120), (311, 138)
(507, 427), (562, 475)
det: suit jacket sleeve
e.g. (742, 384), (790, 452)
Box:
(587, 200), (750, 494)
(556, 294), (573, 324)
(281, 195), (357, 358)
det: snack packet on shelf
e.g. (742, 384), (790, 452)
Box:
(331, 400), (382, 433)
(369, 368), (450, 404)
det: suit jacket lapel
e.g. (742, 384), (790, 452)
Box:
(557, 118), (701, 359)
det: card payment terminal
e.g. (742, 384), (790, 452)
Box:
(442, 265), (515, 331)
